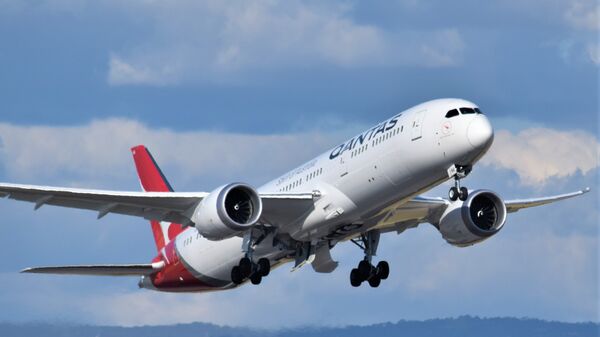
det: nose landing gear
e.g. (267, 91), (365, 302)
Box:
(448, 165), (471, 202)
(449, 185), (468, 202)
(349, 231), (389, 288)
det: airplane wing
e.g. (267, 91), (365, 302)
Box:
(369, 188), (591, 234)
(0, 181), (588, 234)
(21, 261), (165, 276)
(504, 188), (591, 213)
(0, 183), (314, 227)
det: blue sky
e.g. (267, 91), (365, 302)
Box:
(0, 0), (598, 328)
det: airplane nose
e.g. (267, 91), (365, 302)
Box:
(467, 115), (494, 149)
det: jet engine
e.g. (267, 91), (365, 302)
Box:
(191, 183), (262, 240)
(437, 190), (507, 247)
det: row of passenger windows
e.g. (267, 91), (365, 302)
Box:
(279, 168), (323, 192)
(351, 125), (403, 159)
(307, 167), (323, 181)
(182, 235), (194, 246)
(351, 143), (368, 158)
(445, 107), (483, 118)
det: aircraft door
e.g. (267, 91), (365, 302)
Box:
(411, 110), (426, 141)
(337, 151), (349, 181)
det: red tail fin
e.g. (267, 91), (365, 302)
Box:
(131, 145), (174, 193)
(131, 145), (184, 252)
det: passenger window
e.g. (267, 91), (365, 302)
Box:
(460, 107), (476, 114)
(445, 109), (459, 118)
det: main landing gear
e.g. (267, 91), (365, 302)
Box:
(231, 229), (271, 285)
(231, 256), (270, 285)
(349, 231), (389, 288)
(448, 165), (471, 202)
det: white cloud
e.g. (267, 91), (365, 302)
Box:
(481, 128), (599, 186)
(587, 42), (600, 65)
(417, 29), (465, 67)
(500, 0), (599, 66)
(565, 0), (600, 31)
(0, 118), (352, 188)
(108, 55), (176, 87)
(106, 1), (464, 85)
(82, 275), (319, 327)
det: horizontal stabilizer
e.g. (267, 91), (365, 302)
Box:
(21, 261), (164, 276)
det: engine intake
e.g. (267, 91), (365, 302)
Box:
(438, 190), (507, 246)
(192, 183), (262, 240)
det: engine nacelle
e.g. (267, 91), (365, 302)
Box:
(437, 190), (507, 247)
(191, 183), (262, 240)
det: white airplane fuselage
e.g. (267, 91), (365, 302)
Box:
(140, 98), (494, 292)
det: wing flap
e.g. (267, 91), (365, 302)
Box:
(370, 195), (449, 234)
(259, 192), (315, 226)
(21, 262), (164, 276)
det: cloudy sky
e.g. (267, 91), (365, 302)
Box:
(0, 0), (598, 328)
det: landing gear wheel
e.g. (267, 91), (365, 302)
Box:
(357, 260), (372, 280)
(459, 187), (468, 201)
(351, 231), (390, 288)
(350, 268), (362, 287)
(257, 258), (271, 277)
(449, 187), (459, 201)
(250, 273), (262, 285)
(238, 257), (252, 278)
(231, 266), (243, 285)
(376, 261), (389, 280)
(368, 275), (381, 288)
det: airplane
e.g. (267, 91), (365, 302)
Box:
(0, 98), (590, 291)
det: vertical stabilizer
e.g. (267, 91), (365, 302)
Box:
(131, 145), (184, 252)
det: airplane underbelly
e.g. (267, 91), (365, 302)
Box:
(176, 236), (242, 287)
(168, 232), (291, 292)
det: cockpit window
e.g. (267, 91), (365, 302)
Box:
(445, 109), (459, 118)
(460, 107), (476, 114)
(474, 108), (483, 114)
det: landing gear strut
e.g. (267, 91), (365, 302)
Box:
(231, 229), (271, 286)
(349, 231), (389, 288)
(448, 165), (471, 202)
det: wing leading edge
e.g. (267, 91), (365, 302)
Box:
(0, 183), (314, 228)
(504, 187), (591, 213)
